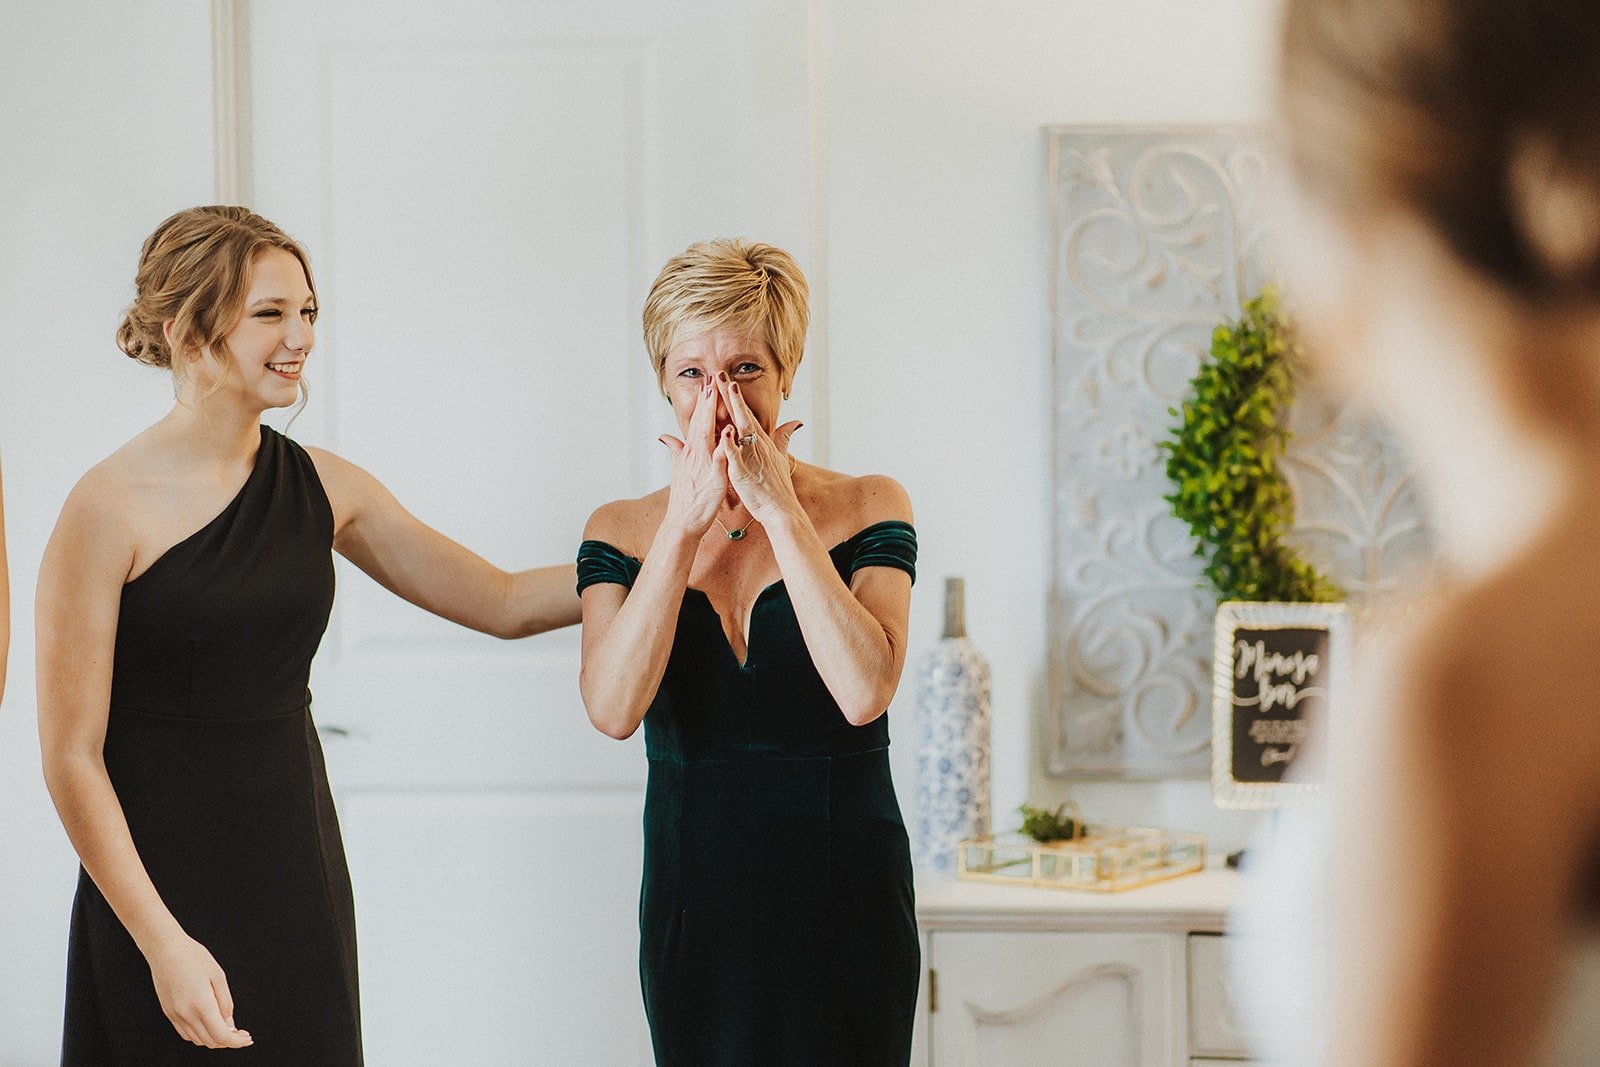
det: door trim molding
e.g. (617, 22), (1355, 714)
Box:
(211, 0), (252, 205)
(806, 0), (830, 468)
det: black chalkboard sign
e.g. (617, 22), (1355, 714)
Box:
(1212, 602), (1349, 808)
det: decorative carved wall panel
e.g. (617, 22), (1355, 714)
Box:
(1047, 126), (1433, 779)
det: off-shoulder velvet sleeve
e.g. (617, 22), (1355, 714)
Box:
(576, 539), (642, 595)
(843, 520), (917, 584)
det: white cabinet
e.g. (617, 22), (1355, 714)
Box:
(917, 867), (1254, 1065)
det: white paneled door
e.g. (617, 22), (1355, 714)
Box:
(245, 2), (816, 1062)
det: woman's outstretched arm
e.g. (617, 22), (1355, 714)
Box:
(307, 448), (579, 638)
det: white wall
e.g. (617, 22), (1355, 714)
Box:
(0, 3), (215, 1062)
(820, 0), (1281, 853)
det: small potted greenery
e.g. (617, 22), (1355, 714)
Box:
(1017, 802), (1086, 843)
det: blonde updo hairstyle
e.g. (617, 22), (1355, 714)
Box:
(643, 239), (809, 399)
(1279, 0), (1600, 441)
(117, 206), (316, 388)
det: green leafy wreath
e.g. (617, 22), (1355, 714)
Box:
(1160, 285), (1341, 604)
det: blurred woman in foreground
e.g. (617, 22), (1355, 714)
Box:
(1237, 3), (1600, 1065)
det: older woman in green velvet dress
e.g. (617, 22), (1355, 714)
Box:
(577, 238), (919, 1065)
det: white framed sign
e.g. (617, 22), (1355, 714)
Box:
(1212, 600), (1350, 809)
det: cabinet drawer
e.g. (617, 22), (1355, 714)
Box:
(930, 930), (1179, 1066)
(1188, 934), (1252, 1059)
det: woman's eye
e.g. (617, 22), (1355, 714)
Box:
(303, 307), (318, 321)
(678, 368), (701, 379)
(736, 363), (761, 376)
(255, 310), (281, 319)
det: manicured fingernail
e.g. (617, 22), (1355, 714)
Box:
(730, 382), (741, 394)
(717, 370), (730, 383)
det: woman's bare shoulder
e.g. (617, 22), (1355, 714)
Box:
(801, 467), (913, 533)
(1388, 551), (1600, 778)
(46, 439), (159, 572)
(584, 487), (670, 556)
(68, 430), (171, 517)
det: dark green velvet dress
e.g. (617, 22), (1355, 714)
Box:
(578, 520), (919, 1066)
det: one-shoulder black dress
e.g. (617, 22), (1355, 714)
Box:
(578, 520), (920, 1066)
(62, 425), (362, 1065)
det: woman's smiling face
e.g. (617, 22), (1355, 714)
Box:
(182, 247), (317, 411)
(662, 326), (781, 439)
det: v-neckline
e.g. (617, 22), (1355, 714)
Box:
(684, 578), (787, 672)
(125, 425), (271, 587)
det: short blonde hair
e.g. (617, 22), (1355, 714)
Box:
(643, 239), (809, 397)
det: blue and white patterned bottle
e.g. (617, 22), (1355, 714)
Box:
(914, 577), (992, 873)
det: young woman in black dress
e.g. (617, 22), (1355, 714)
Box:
(578, 239), (920, 1065)
(36, 205), (579, 1064)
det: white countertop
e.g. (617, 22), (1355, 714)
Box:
(915, 861), (1241, 933)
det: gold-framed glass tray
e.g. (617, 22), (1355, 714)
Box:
(956, 825), (1205, 892)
